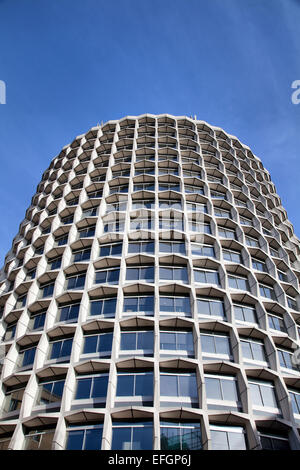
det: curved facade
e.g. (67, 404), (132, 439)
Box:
(0, 114), (300, 450)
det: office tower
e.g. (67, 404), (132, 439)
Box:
(0, 114), (300, 450)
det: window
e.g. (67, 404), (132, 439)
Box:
(75, 373), (108, 403)
(160, 372), (198, 407)
(2, 386), (25, 413)
(28, 311), (46, 331)
(259, 432), (290, 450)
(89, 297), (117, 318)
(126, 266), (154, 283)
(186, 202), (207, 213)
(191, 243), (215, 257)
(211, 190), (226, 200)
(197, 298), (225, 320)
(94, 268), (120, 284)
(259, 284), (276, 300)
(184, 185), (204, 195)
(248, 379), (279, 413)
(110, 184), (128, 194)
(131, 216), (154, 231)
(252, 257), (267, 272)
(234, 304), (257, 324)
(278, 270), (288, 282)
(189, 221), (211, 234)
(24, 429), (55, 450)
(228, 275), (249, 291)
(82, 332), (113, 358)
(18, 345), (36, 368)
(73, 248), (91, 262)
(61, 214), (74, 225)
(160, 330), (194, 357)
(159, 200), (182, 210)
(66, 273), (86, 290)
(123, 296), (154, 316)
(246, 236), (259, 247)
(103, 221), (125, 233)
(289, 388), (300, 415)
(241, 338), (267, 365)
(36, 378), (65, 405)
(3, 322), (17, 341)
(287, 296), (298, 310)
(78, 226), (95, 238)
(270, 247), (279, 257)
(160, 266), (188, 283)
(210, 425), (247, 450)
(277, 348), (299, 372)
(15, 294), (27, 309)
(120, 331), (153, 356)
(222, 249), (242, 264)
(218, 227), (236, 239)
(48, 338), (73, 361)
(160, 296), (191, 317)
(66, 424), (103, 450)
(106, 202), (127, 213)
(57, 303), (80, 322)
(268, 313), (286, 332)
(132, 199), (155, 210)
(159, 216), (184, 231)
(111, 421), (153, 450)
(128, 241), (154, 254)
(200, 332), (231, 360)
(194, 269), (220, 286)
(205, 374), (240, 410)
(240, 216), (252, 225)
(116, 371), (153, 405)
(214, 208), (231, 218)
(40, 281), (55, 298)
(159, 183), (180, 192)
(82, 207), (98, 218)
(55, 234), (68, 246)
(99, 243), (123, 257)
(134, 183), (155, 192)
(160, 421), (202, 450)
(159, 241), (186, 255)
(48, 256), (62, 270)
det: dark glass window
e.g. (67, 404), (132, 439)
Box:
(82, 333), (113, 357)
(90, 298), (117, 317)
(160, 421), (202, 450)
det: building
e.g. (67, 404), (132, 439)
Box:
(0, 114), (300, 450)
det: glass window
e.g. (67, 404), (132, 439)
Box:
(241, 338), (267, 364)
(18, 346), (36, 368)
(159, 200), (182, 210)
(128, 242), (154, 254)
(29, 311), (46, 331)
(58, 303), (80, 322)
(66, 424), (103, 450)
(228, 275), (249, 291)
(24, 429), (55, 450)
(160, 296), (191, 316)
(218, 227), (236, 239)
(75, 374), (108, 401)
(268, 313), (286, 332)
(197, 298), (225, 319)
(78, 226), (95, 238)
(120, 331), (153, 355)
(277, 348), (299, 372)
(222, 249), (241, 263)
(205, 374), (239, 408)
(48, 256), (62, 270)
(89, 297), (117, 318)
(123, 296), (154, 316)
(73, 248), (91, 262)
(191, 244), (215, 257)
(184, 185), (204, 195)
(134, 183), (155, 192)
(126, 266), (154, 283)
(99, 243), (123, 257)
(94, 268), (120, 284)
(186, 202), (207, 213)
(159, 242), (186, 255)
(82, 332), (113, 357)
(249, 380), (279, 411)
(194, 269), (220, 286)
(289, 388), (300, 415)
(130, 217), (154, 231)
(49, 338), (73, 360)
(160, 421), (202, 450)
(36, 379), (65, 405)
(210, 425), (246, 450)
(40, 282), (55, 298)
(200, 332), (231, 360)
(2, 387), (25, 413)
(259, 432), (290, 450)
(246, 236), (259, 247)
(252, 258), (267, 272)
(214, 208), (231, 218)
(160, 330), (194, 357)
(160, 266), (188, 283)
(116, 372), (153, 398)
(103, 221), (125, 233)
(234, 304), (257, 324)
(159, 217), (184, 231)
(159, 183), (180, 192)
(111, 421), (153, 450)
(66, 273), (86, 290)
(132, 200), (155, 210)
(3, 322), (17, 341)
(160, 372), (198, 403)
(188, 222), (211, 234)
(259, 284), (276, 300)
(287, 296), (298, 310)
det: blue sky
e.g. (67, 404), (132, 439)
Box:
(0, 0), (299, 266)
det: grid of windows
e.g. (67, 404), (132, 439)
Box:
(1, 115), (300, 450)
